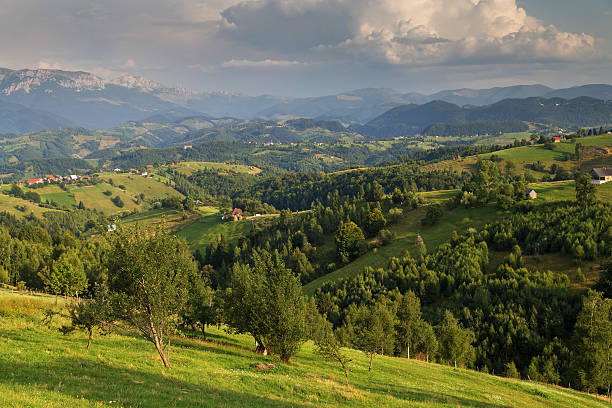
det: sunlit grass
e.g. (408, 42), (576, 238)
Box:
(0, 293), (607, 408)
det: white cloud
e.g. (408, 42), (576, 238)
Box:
(219, 0), (599, 65)
(222, 59), (308, 68)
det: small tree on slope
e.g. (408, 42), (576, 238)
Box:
(105, 224), (198, 368)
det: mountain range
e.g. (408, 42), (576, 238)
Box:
(359, 97), (612, 139)
(2, 67), (612, 133)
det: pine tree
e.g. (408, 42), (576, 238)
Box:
(572, 290), (612, 394)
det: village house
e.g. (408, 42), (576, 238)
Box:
(232, 208), (243, 221)
(591, 167), (612, 184)
(27, 177), (43, 185)
(525, 188), (537, 199)
(183, 145), (192, 150)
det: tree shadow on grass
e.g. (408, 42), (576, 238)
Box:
(0, 358), (311, 408)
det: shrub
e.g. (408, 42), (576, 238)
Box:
(378, 229), (396, 245)
(506, 361), (520, 379)
(111, 196), (124, 208)
(0, 267), (9, 284)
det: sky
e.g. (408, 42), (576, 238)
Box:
(1, 0), (611, 96)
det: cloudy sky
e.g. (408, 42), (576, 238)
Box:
(2, 0), (611, 95)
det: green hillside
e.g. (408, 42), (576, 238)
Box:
(175, 207), (254, 249)
(0, 193), (63, 218)
(8, 174), (184, 216)
(424, 134), (612, 179)
(1, 291), (607, 408)
(167, 161), (262, 176)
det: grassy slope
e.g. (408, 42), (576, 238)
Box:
(304, 204), (502, 296)
(1, 174), (183, 216)
(175, 207), (254, 249)
(168, 161), (262, 176)
(423, 134), (612, 177)
(528, 180), (612, 203)
(0, 292), (606, 408)
(304, 180), (611, 296)
(0, 194), (62, 218)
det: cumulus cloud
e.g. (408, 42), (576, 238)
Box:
(222, 59), (308, 68)
(219, 0), (599, 65)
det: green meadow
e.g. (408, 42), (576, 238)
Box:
(0, 291), (607, 408)
(175, 207), (254, 249)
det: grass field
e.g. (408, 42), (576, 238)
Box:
(2, 174), (183, 216)
(168, 161), (262, 176)
(473, 131), (533, 146)
(0, 194), (62, 218)
(527, 180), (612, 203)
(425, 134), (612, 180)
(0, 291), (607, 408)
(175, 207), (254, 249)
(303, 205), (503, 296)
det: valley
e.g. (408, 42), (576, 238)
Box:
(0, 70), (611, 408)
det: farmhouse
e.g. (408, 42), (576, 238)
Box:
(232, 208), (243, 221)
(591, 167), (612, 184)
(27, 177), (43, 185)
(525, 188), (537, 199)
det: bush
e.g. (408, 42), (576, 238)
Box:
(387, 208), (403, 224)
(103, 191), (112, 196)
(575, 267), (585, 282)
(111, 196), (124, 208)
(506, 361), (520, 379)
(0, 267), (9, 284)
(24, 191), (41, 203)
(161, 196), (182, 209)
(378, 229), (396, 245)
(422, 204), (444, 226)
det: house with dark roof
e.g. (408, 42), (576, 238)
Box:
(591, 168), (612, 184)
(525, 188), (537, 199)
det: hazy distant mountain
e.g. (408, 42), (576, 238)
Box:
(0, 99), (73, 133)
(360, 96), (612, 138)
(2, 67), (612, 134)
(544, 84), (612, 101)
(426, 85), (554, 106)
(256, 88), (413, 123)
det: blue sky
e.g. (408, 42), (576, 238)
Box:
(1, 0), (611, 96)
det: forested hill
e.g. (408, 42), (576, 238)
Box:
(360, 97), (612, 138)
